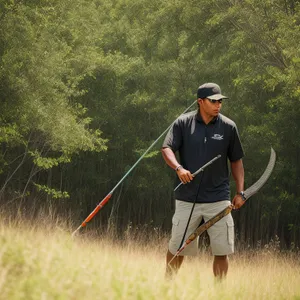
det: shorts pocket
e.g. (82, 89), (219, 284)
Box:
(171, 216), (180, 240)
(226, 219), (234, 245)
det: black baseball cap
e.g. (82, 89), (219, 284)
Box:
(197, 83), (228, 100)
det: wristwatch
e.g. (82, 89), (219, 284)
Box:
(175, 165), (183, 171)
(237, 191), (247, 201)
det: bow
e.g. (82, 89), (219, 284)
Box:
(169, 147), (276, 265)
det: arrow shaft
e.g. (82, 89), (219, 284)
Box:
(72, 100), (197, 236)
(174, 155), (221, 191)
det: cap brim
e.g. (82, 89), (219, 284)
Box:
(207, 94), (229, 100)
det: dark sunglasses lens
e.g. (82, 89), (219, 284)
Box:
(209, 99), (222, 104)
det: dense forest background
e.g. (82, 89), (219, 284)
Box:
(0, 0), (299, 249)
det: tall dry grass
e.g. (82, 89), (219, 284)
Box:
(0, 212), (299, 300)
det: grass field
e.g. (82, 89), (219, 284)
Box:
(0, 217), (299, 300)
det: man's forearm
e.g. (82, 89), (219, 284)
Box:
(161, 147), (181, 170)
(231, 159), (244, 192)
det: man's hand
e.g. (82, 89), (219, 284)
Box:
(232, 194), (246, 210)
(176, 167), (193, 184)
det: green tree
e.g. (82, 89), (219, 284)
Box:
(0, 0), (107, 202)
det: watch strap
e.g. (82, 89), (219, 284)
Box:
(237, 191), (247, 201)
(175, 165), (183, 171)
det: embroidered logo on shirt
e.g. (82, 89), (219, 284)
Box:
(211, 134), (224, 140)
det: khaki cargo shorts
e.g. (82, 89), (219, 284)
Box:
(169, 200), (234, 256)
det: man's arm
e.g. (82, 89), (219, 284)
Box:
(161, 147), (193, 184)
(230, 159), (245, 209)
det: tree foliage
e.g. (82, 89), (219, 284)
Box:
(0, 0), (299, 248)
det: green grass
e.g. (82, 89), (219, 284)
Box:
(0, 218), (299, 300)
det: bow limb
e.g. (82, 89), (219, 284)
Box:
(168, 205), (233, 266)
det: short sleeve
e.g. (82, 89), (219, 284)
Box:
(227, 124), (244, 161)
(162, 119), (182, 152)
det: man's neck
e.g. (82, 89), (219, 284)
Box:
(199, 110), (214, 125)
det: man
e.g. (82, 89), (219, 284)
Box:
(162, 82), (245, 278)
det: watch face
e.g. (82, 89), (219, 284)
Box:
(239, 192), (246, 201)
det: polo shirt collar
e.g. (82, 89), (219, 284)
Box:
(196, 111), (219, 124)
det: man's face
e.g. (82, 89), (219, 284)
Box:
(198, 98), (222, 117)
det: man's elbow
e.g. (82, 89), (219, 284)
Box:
(161, 146), (171, 153)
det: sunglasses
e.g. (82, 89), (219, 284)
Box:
(206, 98), (223, 104)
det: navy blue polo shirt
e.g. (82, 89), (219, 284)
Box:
(162, 110), (244, 203)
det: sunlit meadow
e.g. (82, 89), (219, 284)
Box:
(0, 214), (299, 300)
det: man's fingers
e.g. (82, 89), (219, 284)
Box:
(184, 175), (191, 183)
(179, 172), (193, 184)
(180, 176), (189, 184)
(232, 197), (245, 210)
